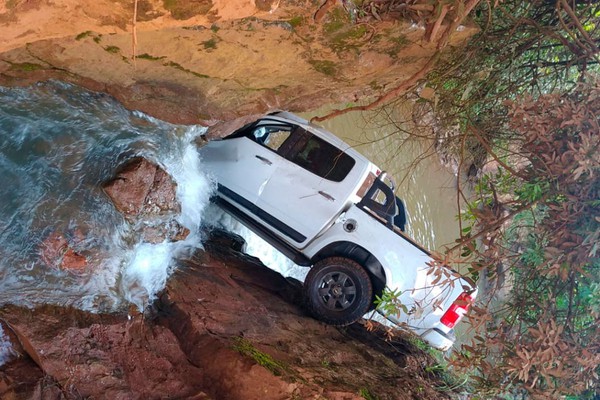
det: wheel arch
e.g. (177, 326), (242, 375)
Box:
(310, 241), (387, 303)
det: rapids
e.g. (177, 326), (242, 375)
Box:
(0, 81), (211, 312)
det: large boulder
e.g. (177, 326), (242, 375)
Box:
(103, 157), (190, 243)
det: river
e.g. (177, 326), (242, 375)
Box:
(0, 81), (461, 312)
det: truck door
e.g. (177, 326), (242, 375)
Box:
(256, 126), (363, 248)
(198, 124), (290, 211)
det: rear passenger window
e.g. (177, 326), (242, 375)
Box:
(283, 128), (355, 182)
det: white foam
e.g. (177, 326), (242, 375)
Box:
(203, 204), (309, 282)
(119, 126), (214, 311)
(121, 241), (174, 310)
(0, 324), (15, 367)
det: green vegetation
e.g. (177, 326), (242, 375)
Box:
(137, 53), (166, 61)
(288, 16), (304, 28)
(104, 46), (120, 54)
(422, 1), (600, 397)
(232, 337), (289, 376)
(202, 38), (217, 50)
(164, 61), (209, 79)
(75, 31), (93, 41)
(8, 62), (44, 72)
(321, 7), (369, 53)
(162, 0), (212, 20)
(385, 35), (409, 58)
(309, 59), (337, 76)
(349, 1), (599, 397)
(323, 7), (348, 35)
(359, 387), (379, 400)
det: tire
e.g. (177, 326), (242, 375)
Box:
(303, 257), (373, 326)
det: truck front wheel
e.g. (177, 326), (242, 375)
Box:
(303, 257), (373, 326)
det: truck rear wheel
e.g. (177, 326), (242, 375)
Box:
(303, 257), (373, 326)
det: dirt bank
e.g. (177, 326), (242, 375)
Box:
(0, 231), (455, 400)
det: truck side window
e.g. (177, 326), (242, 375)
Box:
(284, 128), (355, 182)
(250, 126), (292, 151)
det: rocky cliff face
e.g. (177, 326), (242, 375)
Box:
(0, 0), (475, 125)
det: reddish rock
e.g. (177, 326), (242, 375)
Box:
(61, 248), (87, 271)
(103, 157), (159, 216)
(38, 230), (68, 268)
(38, 230), (88, 272)
(103, 157), (187, 244)
(141, 221), (190, 244)
(103, 157), (179, 218)
(145, 167), (179, 213)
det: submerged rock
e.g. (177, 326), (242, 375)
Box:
(38, 230), (88, 273)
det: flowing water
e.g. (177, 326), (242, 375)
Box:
(0, 82), (463, 362)
(0, 81), (211, 313)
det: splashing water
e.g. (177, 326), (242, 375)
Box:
(0, 81), (211, 312)
(203, 204), (309, 282)
(0, 324), (16, 367)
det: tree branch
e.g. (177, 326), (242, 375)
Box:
(311, 52), (440, 123)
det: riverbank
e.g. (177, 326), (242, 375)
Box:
(1, 229), (458, 400)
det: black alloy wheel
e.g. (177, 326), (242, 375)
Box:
(303, 257), (373, 326)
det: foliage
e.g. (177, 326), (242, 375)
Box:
(232, 337), (290, 377)
(398, 1), (600, 397)
(104, 46), (120, 54)
(449, 80), (600, 399)
(317, 1), (599, 397)
(359, 387), (379, 400)
(429, 0), (600, 142)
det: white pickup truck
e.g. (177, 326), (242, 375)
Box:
(198, 111), (476, 351)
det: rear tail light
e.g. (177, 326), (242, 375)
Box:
(440, 292), (474, 329)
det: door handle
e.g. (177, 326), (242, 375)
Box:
(318, 191), (335, 202)
(255, 155), (272, 165)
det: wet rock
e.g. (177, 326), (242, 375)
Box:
(204, 227), (247, 252)
(0, 305), (210, 400)
(140, 220), (191, 244)
(103, 157), (190, 243)
(104, 157), (179, 217)
(38, 230), (88, 272)
(38, 230), (68, 268)
(61, 248), (87, 271)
